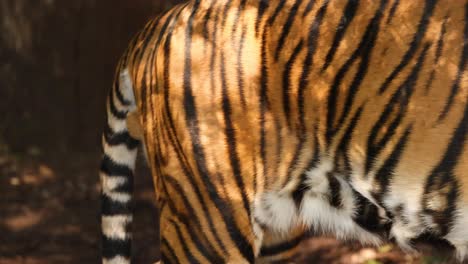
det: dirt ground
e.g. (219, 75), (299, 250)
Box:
(0, 149), (457, 264)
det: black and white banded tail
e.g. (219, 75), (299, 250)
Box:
(100, 68), (140, 264)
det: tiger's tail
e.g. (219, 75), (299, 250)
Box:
(100, 66), (140, 264)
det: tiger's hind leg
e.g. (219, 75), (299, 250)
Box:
(157, 193), (259, 263)
(154, 153), (259, 263)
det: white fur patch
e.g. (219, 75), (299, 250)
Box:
(304, 159), (333, 188)
(253, 159), (381, 246)
(102, 215), (132, 240)
(389, 221), (417, 252)
(455, 244), (467, 262)
(299, 191), (381, 246)
(100, 175), (128, 192)
(103, 256), (130, 264)
(384, 183), (425, 251)
(252, 220), (264, 255)
(335, 176), (357, 216)
(107, 102), (128, 132)
(106, 68), (136, 133)
(100, 173), (131, 203)
(445, 205), (468, 262)
(254, 192), (298, 233)
(102, 191), (131, 203)
(103, 141), (138, 170)
(119, 69), (136, 108)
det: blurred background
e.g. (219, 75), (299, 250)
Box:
(0, 1), (455, 263)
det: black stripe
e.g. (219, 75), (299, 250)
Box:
(321, 0), (359, 72)
(283, 40), (304, 126)
(221, 0), (233, 28)
(252, 151), (259, 195)
(100, 155), (133, 177)
(373, 126), (412, 204)
(378, 0), (437, 94)
(267, 1), (287, 26)
(275, 0), (304, 60)
(139, 60), (148, 133)
(424, 16), (448, 94)
(423, 70), (436, 95)
(365, 43), (430, 174)
(334, 106), (363, 178)
(210, 6), (220, 96)
(327, 173), (342, 209)
(238, 25), (248, 108)
(202, 4), (214, 42)
(434, 16), (447, 65)
(285, 137), (305, 187)
(156, 7), (182, 51)
(104, 124), (139, 149)
(291, 132), (320, 208)
(232, 0), (247, 36)
(259, 233), (304, 256)
(385, 0), (400, 25)
(113, 180), (132, 194)
(114, 81), (132, 106)
(352, 188), (390, 233)
(101, 194), (132, 215)
(260, 29), (269, 188)
(256, 0), (269, 33)
(108, 84), (128, 119)
(326, 0), (388, 145)
(439, 3), (468, 120)
(221, 53), (251, 216)
(303, 0), (317, 18)
(291, 173), (309, 208)
(272, 114), (284, 181)
(170, 220), (201, 264)
(161, 238), (180, 264)
(183, 2), (254, 261)
(233, 0), (248, 109)
(102, 236), (131, 259)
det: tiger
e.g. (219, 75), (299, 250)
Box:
(99, 0), (468, 263)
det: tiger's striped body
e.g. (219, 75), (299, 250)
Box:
(100, 0), (468, 263)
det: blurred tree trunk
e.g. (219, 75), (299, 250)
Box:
(0, 0), (184, 153)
